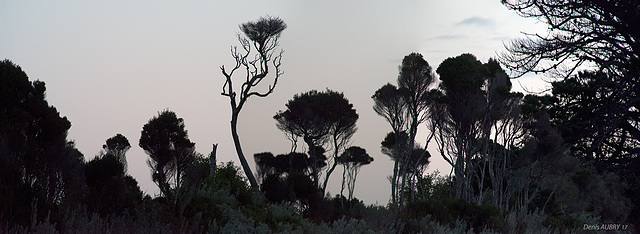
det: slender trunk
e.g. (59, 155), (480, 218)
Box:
(174, 164), (181, 216)
(210, 144), (218, 178)
(340, 164), (347, 208)
(320, 134), (341, 195)
(454, 146), (464, 199)
(348, 168), (359, 200)
(391, 129), (403, 208)
(321, 162), (338, 195)
(399, 161), (407, 208)
(408, 169), (415, 203)
(415, 169), (426, 201)
(400, 120), (419, 207)
(230, 112), (259, 189)
(175, 167), (180, 206)
(391, 158), (399, 207)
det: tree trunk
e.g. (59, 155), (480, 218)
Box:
(304, 136), (320, 188)
(230, 112), (259, 189)
(210, 144), (218, 178)
(174, 163), (181, 216)
(340, 164), (347, 208)
(321, 134), (342, 195)
(391, 158), (399, 208)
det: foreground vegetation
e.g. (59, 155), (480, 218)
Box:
(3, 0), (640, 232)
(0, 161), (620, 233)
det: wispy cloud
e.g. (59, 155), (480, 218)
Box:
(455, 16), (495, 28)
(426, 34), (467, 40)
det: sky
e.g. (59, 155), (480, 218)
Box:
(0, 0), (547, 204)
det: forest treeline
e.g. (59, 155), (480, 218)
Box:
(2, 0), (639, 233)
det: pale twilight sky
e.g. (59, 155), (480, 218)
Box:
(1, 0), (546, 204)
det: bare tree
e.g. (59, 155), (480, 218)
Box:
(220, 16), (286, 189)
(500, 0), (639, 80)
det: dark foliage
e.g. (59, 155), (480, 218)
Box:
(0, 59), (86, 228)
(85, 154), (143, 216)
(240, 16), (287, 50)
(501, 0), (639, 227)
(139, 110), (198, 212)
(102, 134), (131, 171)
(274, 89), (358, 193)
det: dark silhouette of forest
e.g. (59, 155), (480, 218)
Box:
(1, 1), (639, 233)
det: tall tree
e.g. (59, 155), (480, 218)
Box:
(0, 59), (86, 208)
(432, 54), (527, 205)
(372, 52), (434, 208)
(139, 110), (197, 208)
(274, 89), (358, 195)
(373, 85), (407, 206)
(220, 16), (287, 189)
(434, 53), (487, 202)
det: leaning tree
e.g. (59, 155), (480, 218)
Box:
(220, 16), (287, 189)
(139, 110), (197, 207)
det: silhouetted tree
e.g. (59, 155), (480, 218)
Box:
(274, 89), (358, 195)
(337, 146), (373, 200)
(85, 134), (141, 215)
(373, 85), (408, 207)
(139, 110), (197, 209)
(380, 132), (430, 204)
(500, 1), (640, 162)
(220, 16), (287, 189)
(0, 59), (86, 210)
(255, 151), (312, 182)
(501, 0), (640, 171)
(501, 0), (639, 81)
(372, 53), (435, 208)
(432, 54), (528, 206)
(433, 53), (489, 202)
(501, 0), (640, 223)
(102, 134), (130, 172)
(85, 154), (142, 215)
(406, 147), (431, 202)
(253, 151), (323, 216)
(521, 71), (640, 222)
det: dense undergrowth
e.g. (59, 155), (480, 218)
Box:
(2, 162), (632, 234)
